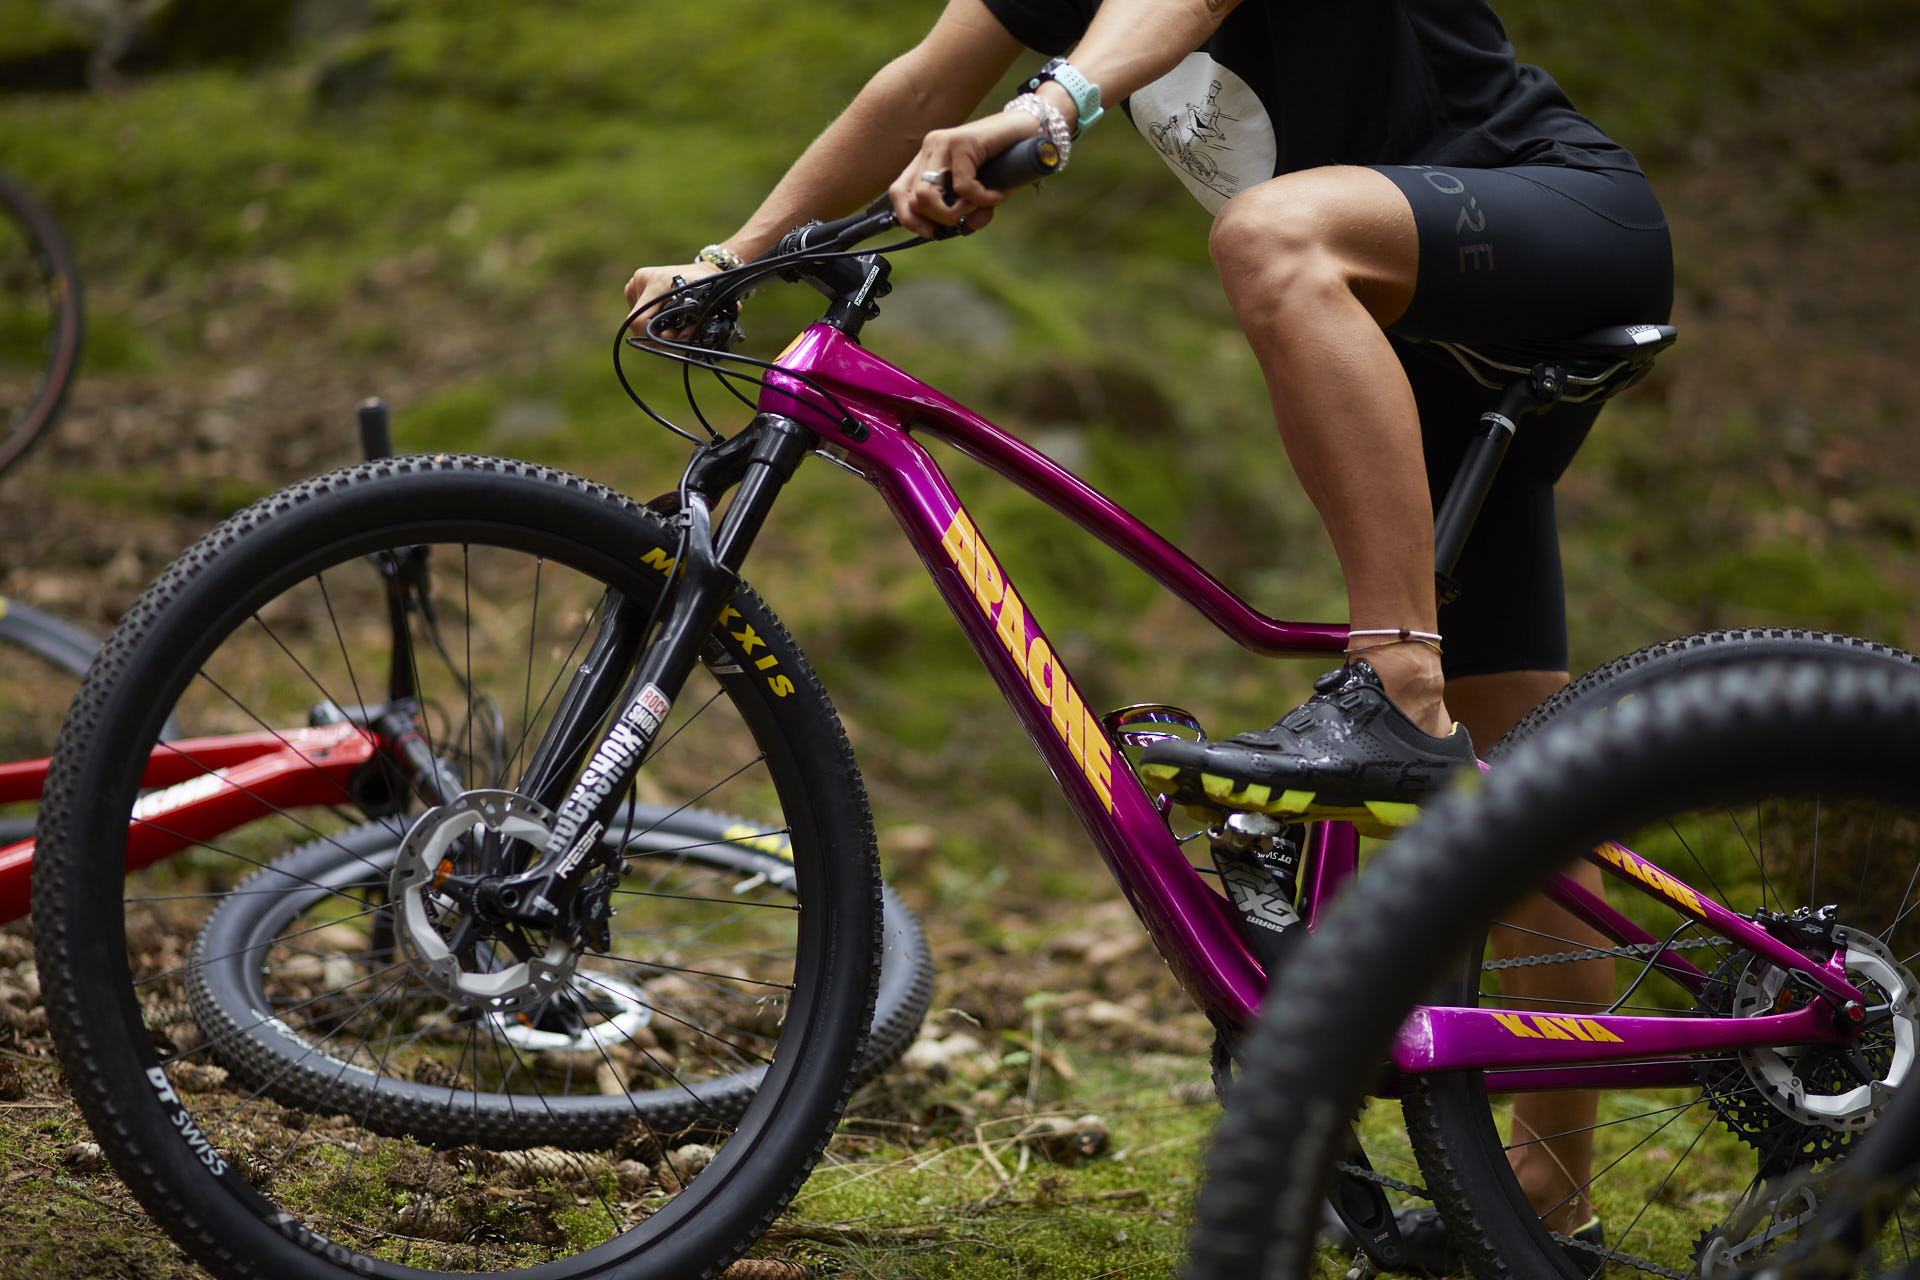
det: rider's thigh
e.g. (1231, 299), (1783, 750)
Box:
(1207, 165), (1419, 327)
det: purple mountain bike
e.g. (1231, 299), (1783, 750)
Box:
(33, 144), (1920, 1279)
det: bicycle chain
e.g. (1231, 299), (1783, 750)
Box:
(1481, 935), (1721, 971)
(1332, 1161), (1691, 1279)
(1336, 1159), (1429, 1200)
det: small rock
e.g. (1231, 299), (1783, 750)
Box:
(667, 1143), (716, 1180)
(1078, 1000), (1144, 1030)
(1020, 1114), (1110, 1165)
(61, 1141), (104, 1173)
(1168, 1079), (1216, 1107)
(901, 1031), (987, 1076)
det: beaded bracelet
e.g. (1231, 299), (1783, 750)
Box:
(694, 243), (753, 297)
(1002, 92), (1073, 169)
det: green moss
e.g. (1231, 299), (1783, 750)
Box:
(1650, 537), (1909, 642)
(796, 1049), (1215, 1279)
(0, 0), (88, 63)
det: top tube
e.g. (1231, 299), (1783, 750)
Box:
(763, 323), (1348, 660)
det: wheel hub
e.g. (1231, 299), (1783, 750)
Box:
(1696, 925), (1917, 1160)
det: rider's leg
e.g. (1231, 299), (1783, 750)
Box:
(1449, 671), (1612, 1236)
(1207, 166), (1450, 737)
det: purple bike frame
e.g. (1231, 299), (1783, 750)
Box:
(756, 322), (1870, 1089)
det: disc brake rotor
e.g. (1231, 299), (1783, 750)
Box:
(1732, 926), (1915, 1132)
(390, 789), (580, 1014)
(485, 975), (655, 1052)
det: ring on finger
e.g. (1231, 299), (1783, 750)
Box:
(919, 169), (948, 185)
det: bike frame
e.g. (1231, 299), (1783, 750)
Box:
(751, 319), (1871, 1091)
(0, 318), (1871, 1094)
(0, 725), (378, 923)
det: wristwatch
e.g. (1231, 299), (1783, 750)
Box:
(1026, 57), (1103, 135)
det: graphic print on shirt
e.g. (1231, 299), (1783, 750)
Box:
(1128, 53), (1275, 213)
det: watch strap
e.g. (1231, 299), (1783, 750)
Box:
(1027, 56), (1104, 134)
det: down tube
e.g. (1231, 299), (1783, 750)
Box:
(865, 453), (1266, 1024)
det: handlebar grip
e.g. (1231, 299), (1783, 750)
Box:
(977, 136), (1063, 191)
(357, 398), (393, 461)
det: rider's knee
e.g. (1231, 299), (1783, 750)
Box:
(1208, 182), (1349, 318)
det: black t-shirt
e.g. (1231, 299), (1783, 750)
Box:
(980, 0), (1638, 211)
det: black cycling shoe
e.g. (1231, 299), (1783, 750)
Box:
(1136, 660), (1475, 838)
(1327, 1205), (1606, 1276)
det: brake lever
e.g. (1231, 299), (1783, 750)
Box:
(649, 275), (747, 356)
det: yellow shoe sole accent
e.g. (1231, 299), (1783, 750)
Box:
(1200, 772), (1271, 809)
(1136, 762), (1426, 837)
(1363, 800), (1421, 830)
(1139, 762), (1180, 788)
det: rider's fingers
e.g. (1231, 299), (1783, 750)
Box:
(947, 164), (1010, 214)
(892, 155), (973, 238)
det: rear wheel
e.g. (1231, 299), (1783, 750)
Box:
(1187, 655), (1920, 1280)
(187, 804), (932, 1150)
(1406, 631), (1920, 1279)
(36, 455), (886, 1278)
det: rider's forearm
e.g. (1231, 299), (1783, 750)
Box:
(723, 7), (1022, 259)
(723, 68), (943, 260)
(1036, 0), (1242, 131)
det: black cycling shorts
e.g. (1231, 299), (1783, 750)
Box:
(1370, 164), (1673, 678)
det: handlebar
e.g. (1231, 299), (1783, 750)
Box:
(618, 133), (1067, 421)
(769, 135), (1064, 261)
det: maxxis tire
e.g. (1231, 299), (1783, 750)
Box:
(35, 455), (883, 1279)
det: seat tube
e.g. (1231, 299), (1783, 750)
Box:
(1432, 377), (1531, 577)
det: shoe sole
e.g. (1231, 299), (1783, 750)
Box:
(1138, 761), (1422, 839)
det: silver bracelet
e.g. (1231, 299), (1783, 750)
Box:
(1002, 92), (1072, 169)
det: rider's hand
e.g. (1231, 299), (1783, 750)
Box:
(888, 111), (1041, 239)
(623, 260), (723, 342)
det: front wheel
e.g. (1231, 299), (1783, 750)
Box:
(35, 455), (885, 1278)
